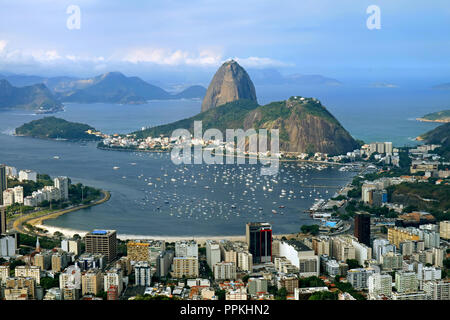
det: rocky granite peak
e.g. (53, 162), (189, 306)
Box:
(201, 60), (257, 112)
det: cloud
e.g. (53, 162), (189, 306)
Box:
(122, 48), (223, 66)
(0, 40), (7, 52)
(233, 56), (293, 68)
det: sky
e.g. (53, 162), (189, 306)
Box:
(0, 0), (449, 85)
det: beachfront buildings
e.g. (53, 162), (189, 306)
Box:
(246, 222), (272, 264)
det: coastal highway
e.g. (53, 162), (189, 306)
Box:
(9, 190), (111, 237)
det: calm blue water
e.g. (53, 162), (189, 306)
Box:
(0, 84), (448, 236)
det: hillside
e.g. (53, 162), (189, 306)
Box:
(419, 122), (450, 160)
(134, 96), (359, 155)
(0, 80), (63, 113)
(134, 99), (260, 138)
(15, 117), (101, 141)
(417, 109), (450, 123)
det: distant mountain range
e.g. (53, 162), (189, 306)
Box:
(0, 80), (62, 113)
(247, 68), (342, 86)
(0, 71), (207, 107)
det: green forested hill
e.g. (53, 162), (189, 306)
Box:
(15, 116), (101, 141)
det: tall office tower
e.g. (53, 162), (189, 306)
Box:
(0, 164), (6, 206)
(0, 206), (6, 235)
(246, 222), (272, 264)
(85, 230), (117, 263)
(54, 177), (69, 200)
(354, 213), (371, 246)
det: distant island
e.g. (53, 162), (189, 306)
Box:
(15, 117), (103, 141)
(416, 109), (450, 123)
(432, 83), (450, 90)
(0, 80), (63, 113)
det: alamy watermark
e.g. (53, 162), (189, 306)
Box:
(66, 5), (81, 30)
(170, 121), (280, 176)
(367, 5), (381, 30)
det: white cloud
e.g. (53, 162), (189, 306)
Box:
(122, 48), (223, 66)
(233, 56), (292, 68)
(0, 40), (7, 52)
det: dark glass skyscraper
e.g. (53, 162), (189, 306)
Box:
(0, 164), (6, 206)
(354, 212), (371, 246)
(246, 222), (272, 264)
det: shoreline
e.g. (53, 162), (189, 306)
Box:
(416, 117), (450, 123)
(14, 190), (111, 235)
(31, 224), (298, 244)
(97, 146), (349, 166)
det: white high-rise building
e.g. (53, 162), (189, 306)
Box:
(368, 273), (392, 298)
(13, 186), (23, 204)
(59, 265), (82, 290)
(346, 268), (376, 290)
(237, 251), (253, 272)
(104, 268), (123, 295)
(206, 240), (221, 269)
(213, 262), (236, 280)
(18, 170), (37, 182)
(0, 235), (17, 257)
(2, 189), (14, 206)
(373, 238), (396, 263)
(54, 177), (69, 200)
(175, 240), (198, 258)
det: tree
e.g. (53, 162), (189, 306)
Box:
(275, 287), (288, 300)
(215, 289), (226, 300)
(346, 259), (362, 269)
(41, 276), (59, 290)
(300, 224), (320, 236)
(308, 291), (338, 300)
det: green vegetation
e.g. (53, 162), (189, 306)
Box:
(298, 276), (325, 288)
(387, 182), (450, 215)
(333, 278), (365, 300)
(420, 123), (450, 160)
(346, 259), (362, 269)
(41, 276), (59, 290)
(69, 183), (102, 205)
(300, 224), (320, 235)
(308, 291), (338, 300)
(7, 175), (53, 197)
(215, 289), (226, 300)
(15, 116), (101, 141)
(134, 99), (260, 138)
(419, 109), (450, 121)
(18, 233), (61, 250)
(130, 96), (357, 155)
(267, 285), (288, 300)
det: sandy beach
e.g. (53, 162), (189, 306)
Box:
(34, 223), (293, 244)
